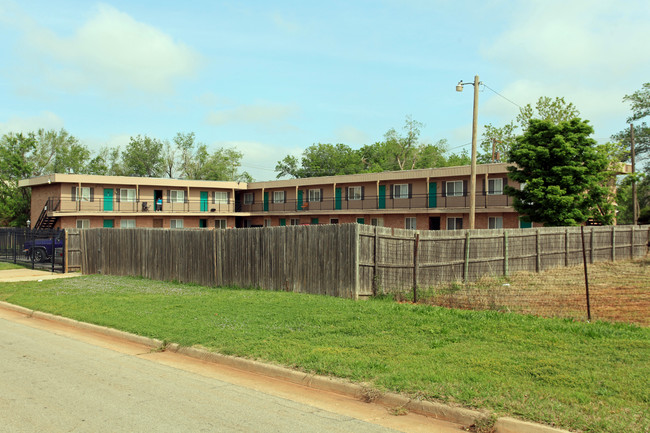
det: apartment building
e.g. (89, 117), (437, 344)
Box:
(19, 163), (533, 230)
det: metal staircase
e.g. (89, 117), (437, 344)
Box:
(34, 199), (60, 230)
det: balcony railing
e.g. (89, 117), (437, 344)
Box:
(46, 193), (514, 215)
(242, 193), (514, 213)
(51, 197), (235, 214)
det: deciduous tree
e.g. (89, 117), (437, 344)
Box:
(506, 118), (615, 226)
(121, 135), (165, 177)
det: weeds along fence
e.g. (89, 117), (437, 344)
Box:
(78, 224), (359, 298)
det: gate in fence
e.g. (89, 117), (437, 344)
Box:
(0, 228), (66, 273)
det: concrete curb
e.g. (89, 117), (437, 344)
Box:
(0, 301), (572, 433)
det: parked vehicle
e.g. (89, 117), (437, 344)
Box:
(23, 233), (64, 263)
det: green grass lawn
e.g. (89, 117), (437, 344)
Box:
(0, 262), (25, 270)
(0, 274), (648, 433)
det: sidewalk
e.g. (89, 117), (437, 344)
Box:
(0, 268), (81, 283)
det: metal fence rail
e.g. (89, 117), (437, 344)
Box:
(0, 228), (66, 273)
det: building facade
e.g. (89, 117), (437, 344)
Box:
(19, 163), (535, 231)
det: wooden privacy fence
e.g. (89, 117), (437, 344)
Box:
(358, 225), (649, 297)
(76, 224), (648, 300)
(79, 224), (359, 298)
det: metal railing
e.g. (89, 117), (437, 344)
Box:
(42, 193), (514, 215)
(0, 228), (65, 273)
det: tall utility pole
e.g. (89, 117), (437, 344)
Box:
(631, 124), (638, 225)
(456, 75), (480, 230)
(469, 75), (479, 230)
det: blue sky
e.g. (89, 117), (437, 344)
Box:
(1, 0), (649, 181)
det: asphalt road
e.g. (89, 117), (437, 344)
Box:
(0, 313), (465, 433)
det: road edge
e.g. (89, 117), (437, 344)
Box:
(0, 300), (572, 433)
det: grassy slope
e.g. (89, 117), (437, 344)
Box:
(0, 275), (648, 433)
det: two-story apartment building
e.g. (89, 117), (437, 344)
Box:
(19, 163), (534, 231)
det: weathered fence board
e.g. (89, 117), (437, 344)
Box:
(76, 224), (648, 300)
(79, 224), (359, 299)
(358, 224), (649, 296)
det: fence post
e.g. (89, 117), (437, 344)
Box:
(413, 233), (419, 302)
(630, 226), (635, 259)
(373, 227), (379, 296)
(581, 226), (592, 321)
(590, 227), (595, 264)
(463, 231), (471, 282)
(354, 223), (360, 300)
(565, 228), (569, 267)
(503, 231), (509, 277)
(611, 225), (616, 262)
(536, 229), (541, 272)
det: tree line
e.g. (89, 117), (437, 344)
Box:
(1, 84), (647, 228)
(0, 131), (251, 226)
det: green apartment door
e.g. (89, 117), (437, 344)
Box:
(103, 188), (113, 211)
(428, 182), (437, 208)
(263, 192), (269, 211)
(378, 185), (386, 209)
(335, 188), (342, 210)
(297, 190), (303, 211)
(200, 191), (208, 212)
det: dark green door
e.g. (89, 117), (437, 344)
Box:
(103, 188), (113, 212)
(378, 185), (386, 209)
(103, 219), (114, 228)
(335, 188), (342, 210)
(279, 218), (286, 226)
(357, 218), (365, 224)
(264, 192), (269, 211)
(297, 190), (303, 211)
(311, 218), (319, 225)
(428, 182), (437, 208)
(200, 191), (208, 212)
(520, 218), (532, 229)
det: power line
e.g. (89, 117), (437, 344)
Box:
(482, 83), (523, 110)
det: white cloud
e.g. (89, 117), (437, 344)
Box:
(0, 111), (64, 135)
(16, 4), (201, 95)
(205, 103), (299, 127)
(484, 0), (650, 81)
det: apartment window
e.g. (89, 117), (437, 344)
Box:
(170, 219), (184, 229)
(308, 189), (322, 202)
(264, 218), (272, 227)
(489, 217), (503, 229)
(393, 184), (410, 199)
(120, 219), (136, 228)
(244, 193), (254, 205)
(76, 219), (90, 229)
(273, 191), (285, 203)
(170, 190), (184, 203)
(290, 218), (300, 226)
(447, 217), (463, 230)
(330, 218), (339, 224)
(347, 186), (362, 200)
(405, 217), (417, 230)
(119, 188), (136, 202)
(371, 218), (384, 226)
(75, 187), (91, 202)
(446, 181), (463, 197)
(215, 219), (227, 229)
(488, 178), (503, 195)
(213, 191), (228, 204)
